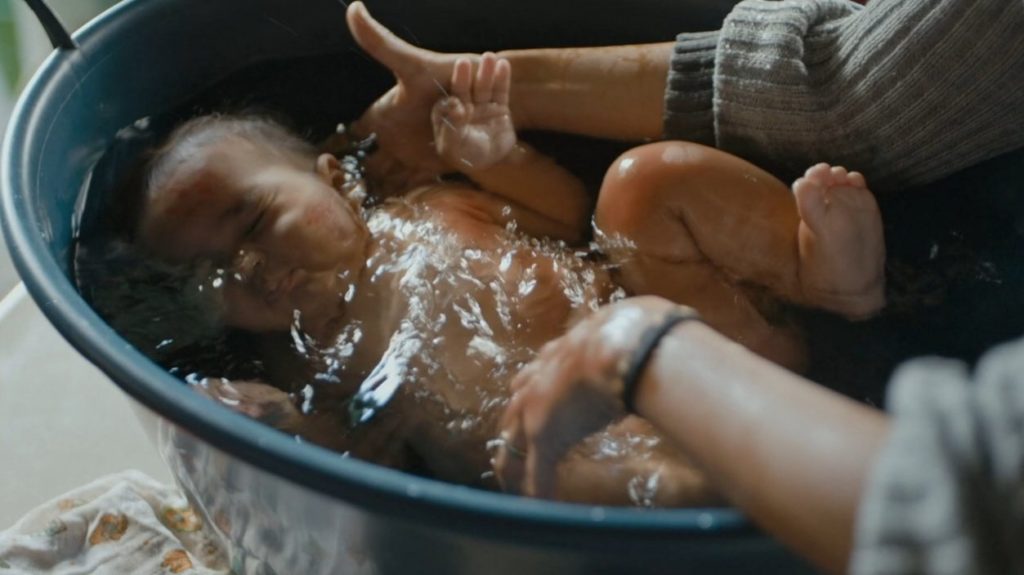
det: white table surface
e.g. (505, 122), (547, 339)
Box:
(0, 283), (172, 529)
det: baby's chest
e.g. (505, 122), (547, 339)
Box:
(365, 203), (613, 396)
(410, 235), (596, 334)
(375, 202), (604, 328)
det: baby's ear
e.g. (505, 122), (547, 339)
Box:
(316, 153), (345, 191)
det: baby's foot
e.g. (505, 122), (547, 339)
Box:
(792, 163), (885, 319)
(432, 52), (517, 171)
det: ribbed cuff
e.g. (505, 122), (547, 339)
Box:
(711, 0), (864, 181)
(663, 30), (718, 146)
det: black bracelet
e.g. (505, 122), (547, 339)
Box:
(620, 308), (702, 413)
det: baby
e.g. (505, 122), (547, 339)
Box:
(136, 32), (884, 506)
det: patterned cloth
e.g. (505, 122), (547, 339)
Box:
(0, 471), (230, 575)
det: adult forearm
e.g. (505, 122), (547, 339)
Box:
(635, 321), (890, 574)
(702, 0), (1024, 189)
(500, 43), (673, 141)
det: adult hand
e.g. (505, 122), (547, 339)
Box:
(346, 2), (477, 178)
(494, 296), (692, 498)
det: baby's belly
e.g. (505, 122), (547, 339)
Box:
(403, 251), (614, 482)
(438, 251), (612, 393)
(352, 206), (617, 483)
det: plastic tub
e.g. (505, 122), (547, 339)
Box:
(1, 0), (817, 572)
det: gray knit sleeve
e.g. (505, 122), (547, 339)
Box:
(664, 30), (719, 147)
(665, 0), (1024, 190)
(850, 339), (1024, 574)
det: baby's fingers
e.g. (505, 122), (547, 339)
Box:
(474, 52), (497, 104)
(431, 97), (467, 161)
(494, 58), (511, 107)
(451, 58), (473, 103)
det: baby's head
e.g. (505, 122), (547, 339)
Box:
(137, 114), (368, 339)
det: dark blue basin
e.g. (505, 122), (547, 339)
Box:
(1, 0), (818, 572)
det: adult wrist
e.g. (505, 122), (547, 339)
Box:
(498, 48), (559, 131)
(619, 307), (703, 413)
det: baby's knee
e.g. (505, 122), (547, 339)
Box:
(596, 141), (711, 233)
(607, 140), (718, 189)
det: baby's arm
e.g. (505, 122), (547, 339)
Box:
(432, 54), (590, 243)
(197, 378), (417, 469)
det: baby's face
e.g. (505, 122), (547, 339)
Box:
(140, 138), (368, 338)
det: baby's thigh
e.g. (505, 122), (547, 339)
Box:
(593, 140), (773, 269)
(595, 140), (790, 245)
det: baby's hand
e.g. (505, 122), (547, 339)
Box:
(432, 53), (517, 172)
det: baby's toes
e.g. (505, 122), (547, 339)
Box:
(847, 170), (867, 190)
(804, 163), (833, 186)
(827, 170), (877, 212)
(793, 176), (829, 232)
(829, 165), (849, 187)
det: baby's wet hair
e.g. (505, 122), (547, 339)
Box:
(144, 112), (318, 205)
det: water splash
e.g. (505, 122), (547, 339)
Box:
(298, 197), (621, 451)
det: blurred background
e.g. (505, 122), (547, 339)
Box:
(0, 0), (116, 298)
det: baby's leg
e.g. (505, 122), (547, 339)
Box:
(595, 142), (884, 325)
(595, 142), (801, 366)
(791, 163), (886, 318)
